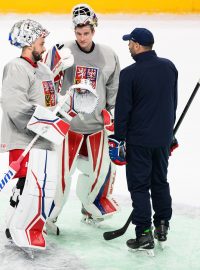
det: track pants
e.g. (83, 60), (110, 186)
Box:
(126, 144), (172, 237)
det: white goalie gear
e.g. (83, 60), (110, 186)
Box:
(76, 130), (119, 220)
(72, 4), (98, 27)
(27, 105), (70, 145)
(9, 19), (49, 48)
(44, 44), (74, 77)
(47, 130), (84, 223)
(58, 79), (98, 119)
(8, 148), (58, 249)
(47, 111), (119, 230)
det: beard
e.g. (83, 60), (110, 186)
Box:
(32, 49), (43, 62)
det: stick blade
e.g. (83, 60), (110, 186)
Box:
(103, 229), (124, 241)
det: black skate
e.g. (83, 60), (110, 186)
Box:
(126, 229), (155, 256)
(154, 220), (168, 249)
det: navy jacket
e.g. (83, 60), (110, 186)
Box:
(114, 50), (178, 147)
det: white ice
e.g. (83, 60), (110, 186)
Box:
(0, 13), (200, 270)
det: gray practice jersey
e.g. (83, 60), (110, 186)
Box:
(60, 41), (120, 134)
(0, 57), (57, 152)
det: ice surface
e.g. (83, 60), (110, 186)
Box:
(0, 13), (200, 270)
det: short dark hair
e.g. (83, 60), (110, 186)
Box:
(75, 22), (95, 32)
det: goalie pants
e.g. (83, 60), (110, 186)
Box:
(126, 144), (172, 237)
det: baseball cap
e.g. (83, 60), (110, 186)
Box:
(122, 27), (154, 46)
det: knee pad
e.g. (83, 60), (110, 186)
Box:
(9, 148), (58, 249)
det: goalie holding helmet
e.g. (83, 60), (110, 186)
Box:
(45, 3), (121, 232)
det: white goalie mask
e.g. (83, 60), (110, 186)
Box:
(72, 4), (98, 27)
(9, 19), (49, 48)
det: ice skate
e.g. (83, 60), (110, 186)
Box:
(154, 220), (168, 250)
(46, 218), (60, 236)
(127, 229), (155, 256)
(81, 207), (104, 226)
(5, 230), (35, 260)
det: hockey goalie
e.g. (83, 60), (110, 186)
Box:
(45, 3), (120, 234)
(0, 18), (98, 252)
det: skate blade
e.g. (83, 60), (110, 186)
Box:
(5, 242), (35, 259)
(20, 247), (35, 259)
(157, 240), (166, 250)
(129, 248), (155, 257)
(81, 215), (103, 227)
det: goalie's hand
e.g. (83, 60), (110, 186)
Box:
(170, 136), (179, 155)
(108, 135), (127, 166)
(44, 44), (74, 77)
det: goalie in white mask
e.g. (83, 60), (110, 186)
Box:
(45, 3), (120, 232)
(0, 19), (80, 253)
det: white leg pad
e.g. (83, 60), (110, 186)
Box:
(76, 131), (120, 219)
(48, 130), (83, 221)
(9, 149), (58, 249)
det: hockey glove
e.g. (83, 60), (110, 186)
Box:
(170, 136), (179, 155)
(58, 79), (98, 119)
(44, 44), (74, 77)
(108, 135), (126, 166)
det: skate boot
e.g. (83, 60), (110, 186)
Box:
(126, 229), (155, 256)
(81, 207), (104, 226)
(154, 220), (168, 249)
(46, 218), (60, 236)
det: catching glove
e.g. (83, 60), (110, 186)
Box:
(108, 135), (126, 166)
(44, 44), (74, 77)
(170, 136), (179, 155)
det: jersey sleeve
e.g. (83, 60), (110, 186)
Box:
(105, 52), (120, 112)
(1, 62), (35, 131)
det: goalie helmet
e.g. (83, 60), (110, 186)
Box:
(72, 4), (98, 27)
(9, 19), (49, 49)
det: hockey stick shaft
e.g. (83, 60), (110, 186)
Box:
(103, 79), (200, 241)
(173, 80), (200, 135)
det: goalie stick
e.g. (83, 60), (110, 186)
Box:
(103, 78), (200, 241)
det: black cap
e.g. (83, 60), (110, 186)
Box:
(122, 27), (154, 46)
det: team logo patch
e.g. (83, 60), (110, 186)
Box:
(75, 66), (98, 89)
(42, 80), (56, 107)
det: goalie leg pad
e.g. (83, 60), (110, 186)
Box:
(48, 130), (83, 221)
(76, 131), (120, 219)
(9, 148), (58, 249)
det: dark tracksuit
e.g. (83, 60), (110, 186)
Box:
(114, 50), (178, 236)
